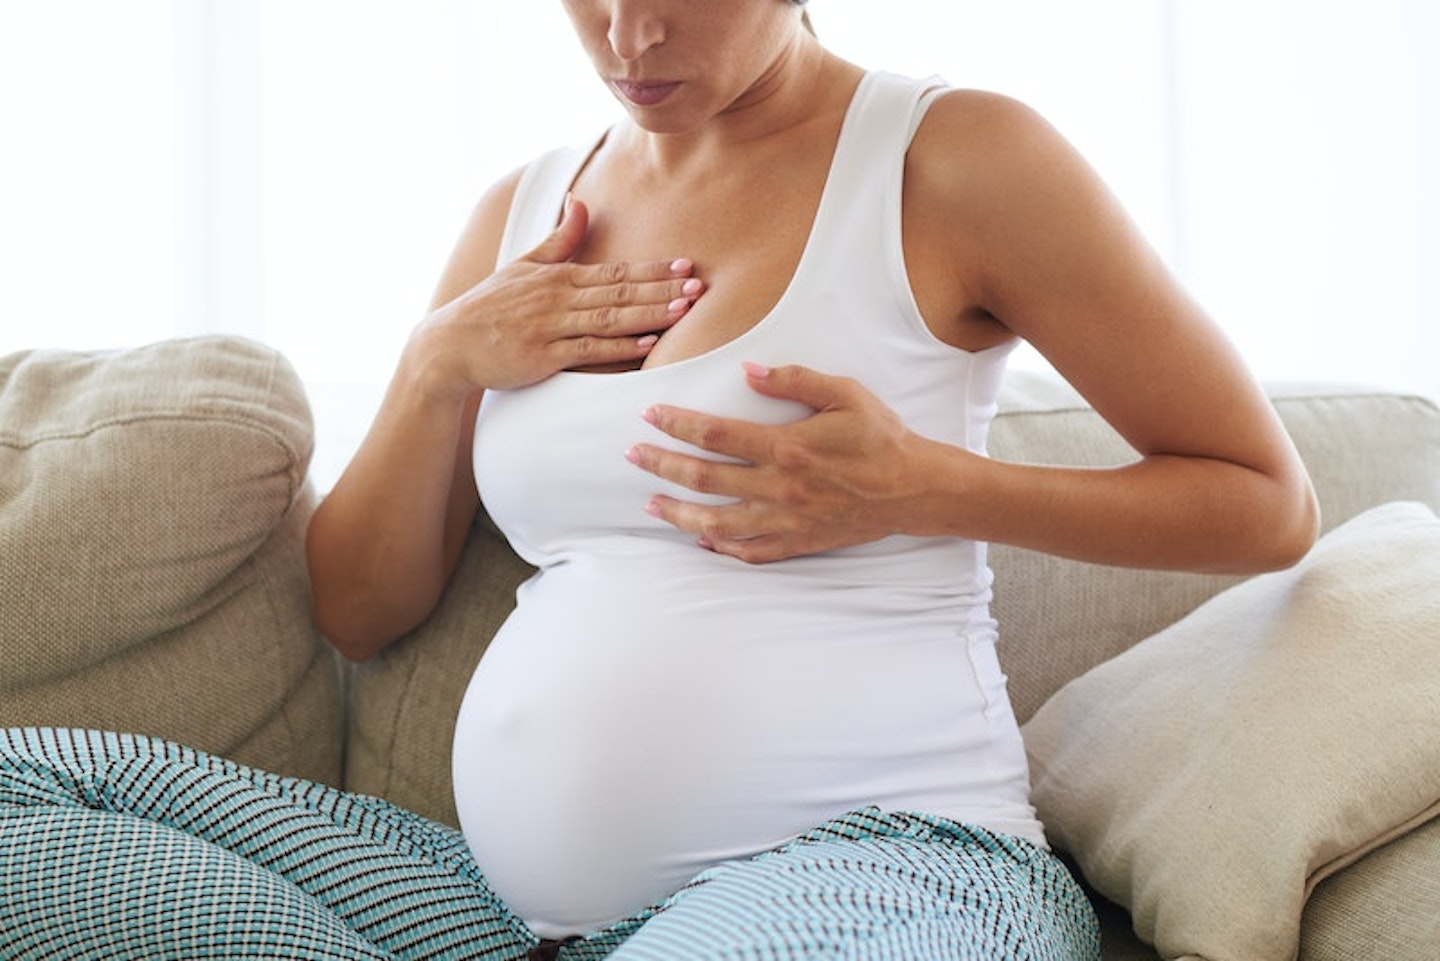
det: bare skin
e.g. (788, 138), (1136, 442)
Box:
(305, 192), (706, 657)
(626, 85), (1319, 569)
(307, 0), (1319, 660)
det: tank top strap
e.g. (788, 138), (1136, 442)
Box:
(795, 71), (949, 316)
(497, 142), (595, 264)
(822, 70), (946, 190)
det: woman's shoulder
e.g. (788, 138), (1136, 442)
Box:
(913, 85), (1072, 173)
(905, 84), (1108, 225)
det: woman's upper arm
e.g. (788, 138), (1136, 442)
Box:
(911, 90), (1305, 483)
(900, 91), (1316, 570)
(306, 168), (525, 658)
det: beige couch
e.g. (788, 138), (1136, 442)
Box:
(3, 334), (1437, 960)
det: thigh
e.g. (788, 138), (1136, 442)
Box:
(605, 817), (1100, 961)
(0, 806), (393, 960)
(0, 727), (538, 961)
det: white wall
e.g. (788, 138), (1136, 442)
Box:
(1170, 0), (1440, 396)
(0, 2), (178, 348)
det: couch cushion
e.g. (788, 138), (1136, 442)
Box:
(1300, 816), (1440, 959)
(0, 336), (343, 784)
(1023, 501), (1440, 961)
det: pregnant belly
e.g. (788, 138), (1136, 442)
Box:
(450, 557), (995, 938)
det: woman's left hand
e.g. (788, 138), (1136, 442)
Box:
(625, 363), (935, 563)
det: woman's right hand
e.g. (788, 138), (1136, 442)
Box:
(308, 186), (703, 660)
(413, 194), (704, 398)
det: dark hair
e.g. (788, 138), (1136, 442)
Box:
(792, 0), (813, 33)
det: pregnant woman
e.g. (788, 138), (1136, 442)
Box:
(0, 2), (1316, 959)
(307, 0), (1316, 956)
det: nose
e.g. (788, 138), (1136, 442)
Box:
(607, 2), (665, 62)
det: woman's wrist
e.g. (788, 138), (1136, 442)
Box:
(396, 311), (482, 410)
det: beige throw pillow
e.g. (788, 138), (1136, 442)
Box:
(0, 336), (343, 784)
(1022, 501), (1440, 961)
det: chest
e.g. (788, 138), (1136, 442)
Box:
(570, 147), (831, 370)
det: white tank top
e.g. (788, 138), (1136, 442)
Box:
(453, 71), (1043, 940)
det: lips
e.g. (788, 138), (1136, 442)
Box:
(613, 80), (681, 107)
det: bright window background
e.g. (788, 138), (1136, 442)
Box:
(2, 1), (1436, 489)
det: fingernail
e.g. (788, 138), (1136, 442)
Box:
(637, 334), (659, 349)
(624, 446), (642, 465)
(667, 297), (690, 313)
(696, 537), (715, 551)
(640, 406), (659, 425)
(741, 361), (772, 378)
(669, 258), (692, 274)
(644, 499), (663, 518)
(681, 278), (703, 297)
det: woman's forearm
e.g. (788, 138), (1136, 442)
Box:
(628, 364), (1318, 570)
(905, 436), (1319, 574)
(305, 341), (481, 661)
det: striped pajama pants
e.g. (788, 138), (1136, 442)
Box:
(0, 728), (1099, 960)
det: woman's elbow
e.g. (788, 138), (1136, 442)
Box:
(1250, 470), (1322, 572)
(307, 551), (429, 662)
(311, 603), (389, 663)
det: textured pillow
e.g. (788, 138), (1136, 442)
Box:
(0, 336), (344, 784)
(1023, 501), (1440, 961)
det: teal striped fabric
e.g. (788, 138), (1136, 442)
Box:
(613, 809), (1100, 960)
(0, 729), (1097, 959)
(0, 727), (536, 959)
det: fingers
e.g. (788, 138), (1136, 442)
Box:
(742, 362), (857, 412)
(524, 194), (708, 337)
(568, 255), (699, 290)
(562, 263), (706, 338)
(642, 495), (787, 562)
(622, 366), (906, 563)
(527, 193), (588, 265)
(625, 440), (755, 499)
(623, 428), (810, 564)
(565, 273), (706, 337)
(553, 331), (664, 370)
(533, 197), (702, 298)
(636, 403), (780, 465)
(569, 271), (704, 312)
(536, 265), (703, 371)
(641, 493), (807, 565)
